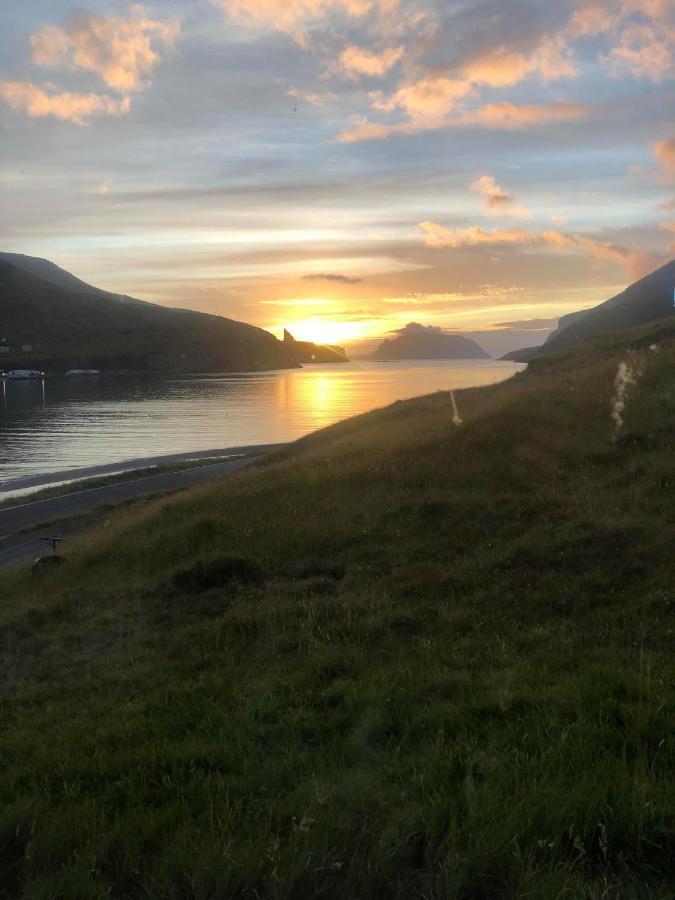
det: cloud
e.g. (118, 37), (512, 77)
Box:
(0, 81), (131, 124)
(337, 99), (589, 142)
(494, 317), (559, 331)
(461, 37), (579, 88)
(605, 22), (675, 81)
(464, 101), (589, 129)
(392, 321), (443, 335)
(302, 272), (363, 283)
(338, 45), (403, 79)
(419, 221), (662, 278)
(210, 0), (384, 35)
(661, 220), (675, 253)
(654, 137), (675, 177)
(470, 175), (532, 219)
(30, 9), (179, 93)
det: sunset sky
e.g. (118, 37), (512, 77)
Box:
(1, 0), (674, 353)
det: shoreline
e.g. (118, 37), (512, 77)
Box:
(0, 442), (288, 498)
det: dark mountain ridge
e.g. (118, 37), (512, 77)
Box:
(0, 256), (297, 373)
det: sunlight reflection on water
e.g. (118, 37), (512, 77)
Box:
(0, 360), (523, 481)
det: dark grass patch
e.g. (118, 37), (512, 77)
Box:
(171, 556), (264, 593)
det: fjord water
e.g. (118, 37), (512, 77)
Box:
(0, 360), (522, 484)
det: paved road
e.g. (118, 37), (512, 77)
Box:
(0, 455), (260, 569)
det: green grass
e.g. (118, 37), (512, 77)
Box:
(1, 320), (674, 898)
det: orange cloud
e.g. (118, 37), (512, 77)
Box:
(212, 0), (386, 34)
(419, 221), (661, 277)
(661, 221), (675, 253)
(30, 9), (179, 93)
(466, 101), (589, 129)
(606, 22), (675, 81)
(654, 138), (675, 177)
(470, 175), (532, 219)
(336, 99), (589, 141)
(338, 45), (403, 79)
(0, 81), (131, 124)
(462, 37), (579, 87)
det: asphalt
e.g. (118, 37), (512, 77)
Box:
(0, 454), (262, 569)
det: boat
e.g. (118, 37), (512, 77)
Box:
(65, 369), (100, 376)
(5, 369), (45, 379)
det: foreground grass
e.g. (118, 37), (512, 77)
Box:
(1, 320), (674, 898)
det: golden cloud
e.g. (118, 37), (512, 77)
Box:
(419, 221), (661, 278)
(30, 10), (179, 93)
(0, 81), (131, 124)
(470, 175), (532, 219)
(338, 45), (403, 79)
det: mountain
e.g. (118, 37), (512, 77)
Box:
(0, 252), (149, 306)
(543, 259), (675, 353)
(0, 256), (297, 373)
(500, 346), (542, 362)
(282, 328), (349, 364)
(370, 322), (491, 360)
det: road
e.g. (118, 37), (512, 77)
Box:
(0, 455), (261, 569)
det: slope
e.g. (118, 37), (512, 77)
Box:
(544, 258), (675, 352)
(0, 257), (296, 373)
(1, 318), (673, 897)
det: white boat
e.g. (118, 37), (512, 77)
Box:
(6, 369), (45, 379)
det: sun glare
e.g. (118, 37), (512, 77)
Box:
(279, 317), (368, 345)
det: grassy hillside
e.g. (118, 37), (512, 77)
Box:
(1, 319), (674, 897)
(0, 258), (296, 373)
(543, 259), (675, 354)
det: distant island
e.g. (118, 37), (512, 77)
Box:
(370, 322), (491, 360)
(0, 253), (348, 374)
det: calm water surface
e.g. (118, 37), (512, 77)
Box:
(0, 360), (522, 483)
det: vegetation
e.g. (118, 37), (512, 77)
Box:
(1, 318), (674, 898)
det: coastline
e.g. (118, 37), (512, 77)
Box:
(0, 442), (288, 498)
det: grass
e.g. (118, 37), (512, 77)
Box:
(0, 319), (674, 898)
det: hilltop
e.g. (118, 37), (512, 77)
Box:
(371, 322), (491, 360)
(0, 254), (337, 373)
(1, 314), (673, 897)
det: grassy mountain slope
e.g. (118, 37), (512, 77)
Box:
(1, 319), (674, 897)
(545, 259), (675, 352)
(0, 258), (296, 373)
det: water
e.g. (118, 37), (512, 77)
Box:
(0, 360), (523, 485)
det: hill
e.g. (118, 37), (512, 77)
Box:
(371, 322), (491, 360)
(1, 316), (673, 897)
(0, 251), (148, 306)
(521, 260), (675, 363)
(0, 256), (297, 373)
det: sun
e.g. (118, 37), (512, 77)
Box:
(282, 317), (367, 346)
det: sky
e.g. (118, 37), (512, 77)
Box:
(1, 0), (674, 355)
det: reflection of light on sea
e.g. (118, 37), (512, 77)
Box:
(277, 369), (349, 431)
